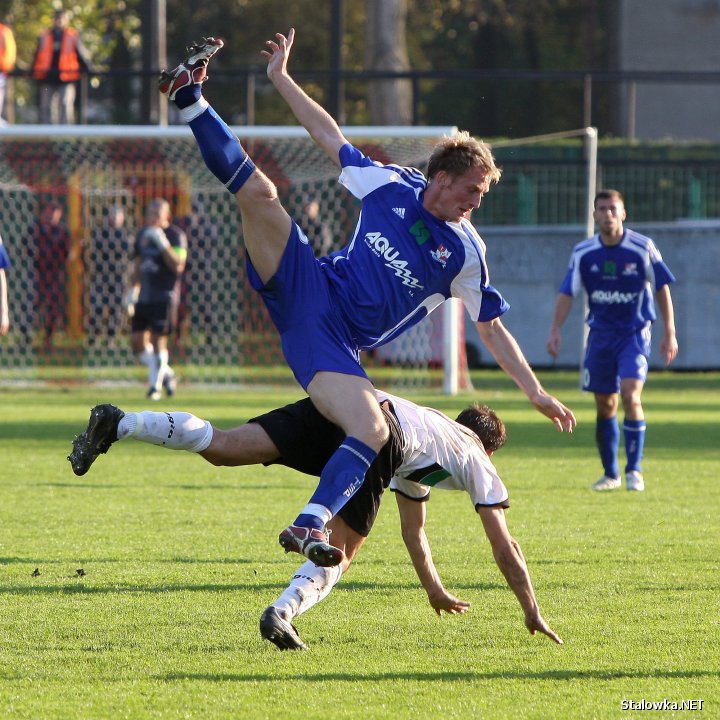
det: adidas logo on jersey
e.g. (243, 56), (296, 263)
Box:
(392, 207), (406, 219)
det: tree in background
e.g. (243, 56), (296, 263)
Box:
(409, 0), (612, 136)
(365, 0), (412, 125)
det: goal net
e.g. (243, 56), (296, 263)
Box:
(0, 124), (473, 392)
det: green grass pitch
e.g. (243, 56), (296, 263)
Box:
(0, 370), (718, 719)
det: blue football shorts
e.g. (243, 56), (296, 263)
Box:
(582, 326), (651, 394)
(246, 221), (368, 390)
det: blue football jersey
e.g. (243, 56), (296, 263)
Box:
(559, 229), (675, 331)
(317, 143), (509, 351)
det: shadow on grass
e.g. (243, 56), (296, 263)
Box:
(157, 669), (720, 682)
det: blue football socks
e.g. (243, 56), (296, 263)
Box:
(174, 88), (256, 193)
(294, 436), (377, 530)
(174, 84), (201, 109)
(623, 418), (646, 473)
(596, 416), (620, 479)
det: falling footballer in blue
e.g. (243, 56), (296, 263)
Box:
(159, 29), (577, 565)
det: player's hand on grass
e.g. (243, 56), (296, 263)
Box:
(525, 610), (563, 644)
(532, 393), (577, 433)
(428, 589), (471, 616)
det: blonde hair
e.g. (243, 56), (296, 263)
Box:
(427, 130), (502, 184)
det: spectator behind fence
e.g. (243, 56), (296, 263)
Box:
(32, 8), (92, 124)
(32, 201), (71, 350)
(0, 19), (16, 124)
(0, 231), (11, 335)
(87, 206), (131, 346)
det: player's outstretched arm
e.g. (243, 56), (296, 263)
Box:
(477, 506), (563, 644)
(477, 317), (576, 433)
(395, 493), (471, 615)
(262, 28), (347, 168)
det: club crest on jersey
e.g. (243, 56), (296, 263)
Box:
(622, 262), (638, 276)
(430, 244), (452, 267)
(364, 231), (424, 289)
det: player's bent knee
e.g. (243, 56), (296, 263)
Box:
(236, 170), (278, 204)
(363, 419), (390, 451)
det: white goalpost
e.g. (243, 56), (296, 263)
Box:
(491, 126), (597, 236)
(0, 123), (472, 392)
(0, 123), (597, 393)
(489, 127), (598, 392)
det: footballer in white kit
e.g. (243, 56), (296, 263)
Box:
(378, 391), (509, 510)
(69, 392), (563, 650)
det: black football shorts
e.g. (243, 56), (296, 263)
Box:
(249, 397), (405, 536)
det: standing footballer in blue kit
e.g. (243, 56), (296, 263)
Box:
(158, 30), (576, 567)
(547, 189), (678, 492)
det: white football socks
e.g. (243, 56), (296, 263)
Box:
(297, 503), (333, 527)
(273, 561), (343, 619)
(155, 348), (171, 393)
(117, 411), (213, 452)
(138, 344), (159, 390)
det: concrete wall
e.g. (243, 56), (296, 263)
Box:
(617, 0), (720, 140)
(466, 221), (720, 370)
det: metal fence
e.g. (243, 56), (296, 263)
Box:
(476, 151), (720, 226)
(6, 66), (720, 137)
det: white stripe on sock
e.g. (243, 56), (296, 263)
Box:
(181, 97), (209, 123)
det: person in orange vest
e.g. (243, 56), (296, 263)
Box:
(0, 20), (16, 123)
(32, 8), (92, 124)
